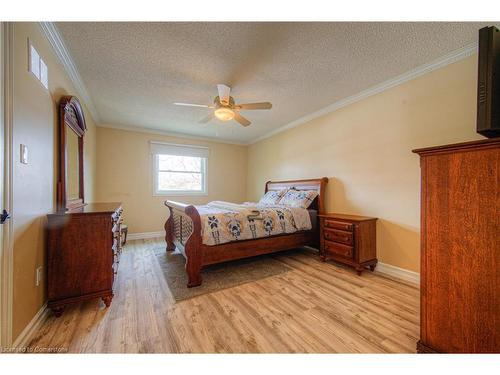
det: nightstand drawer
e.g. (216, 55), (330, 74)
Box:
(324, 240), (353, 259)
(324, 219), (353, 231)
(324, 228), (353, 245)
(319, 213), (377, 275)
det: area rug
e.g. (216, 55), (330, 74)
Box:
(153, 247), (293, 301)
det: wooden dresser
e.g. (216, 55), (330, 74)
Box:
(413, 138), (500, 353)
(47, 203), (123, 317)
(318, 213), (377, 275)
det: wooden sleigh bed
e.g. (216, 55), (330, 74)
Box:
(164, 178), (328, 287)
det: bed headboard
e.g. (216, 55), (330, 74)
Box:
(265, 177), (328, 214)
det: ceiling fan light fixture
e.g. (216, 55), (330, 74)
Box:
(175, 84), (271, 127)
(214, 107), (235, 122)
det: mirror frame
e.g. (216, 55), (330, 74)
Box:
(57, 96), (86, 211)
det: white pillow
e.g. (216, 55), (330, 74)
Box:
(278, 189), (318, 209)
(258, 189), (287, 205)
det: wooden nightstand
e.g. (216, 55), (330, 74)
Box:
(318, 213), (377, 275)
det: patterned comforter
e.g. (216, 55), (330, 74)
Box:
(197, 201), (312, 246)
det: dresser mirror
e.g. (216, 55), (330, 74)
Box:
(66, 127), (80, 201)
(57, 96), (86, 211)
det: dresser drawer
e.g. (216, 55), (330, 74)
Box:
(324, 240), (353, 259)
(47, 203), (122, 315)
(324, 219), (353, 231)
(324, 228), (353, 245)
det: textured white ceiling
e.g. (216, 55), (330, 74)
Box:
(56, 22), (492, 143)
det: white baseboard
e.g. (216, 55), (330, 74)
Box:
(11, 303), (49, 349)
(127, 231), (164, 241)
(375, 262), (420, 285)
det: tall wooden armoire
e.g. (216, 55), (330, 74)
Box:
(413, 138), (499, 353)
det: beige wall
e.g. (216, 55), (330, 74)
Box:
(11, 23), (97, 341)
(247, 55), (483, 272)
(8, 24), (484, 341)
(95, 127), (247, 234)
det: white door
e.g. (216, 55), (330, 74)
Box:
(0, 21), (13, 348)
(0, 20), (4, 348)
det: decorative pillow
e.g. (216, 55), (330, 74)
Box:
(258, 189), (287, 205)
(278, 189), (318, 209)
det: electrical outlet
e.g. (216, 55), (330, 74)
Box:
(36, 266), (43, 286)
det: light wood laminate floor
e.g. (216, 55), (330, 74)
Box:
(29, 238), (420, 353)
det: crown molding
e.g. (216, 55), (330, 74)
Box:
(99, 123), (248, 146)
(38, 22), (101, 123)
(249, 42), (478, 145)
(34, 22), (478, 146)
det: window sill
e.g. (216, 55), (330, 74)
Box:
(153, 191), (208, 197)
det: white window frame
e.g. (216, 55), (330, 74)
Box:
(27, 39), (48, 90)
(152, 149), (208, 197)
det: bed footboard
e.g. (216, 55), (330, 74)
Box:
(164, 201), (203, 287)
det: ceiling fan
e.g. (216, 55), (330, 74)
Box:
(174, 84), (272, 127)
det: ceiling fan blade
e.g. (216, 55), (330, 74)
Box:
(233, 112), (251, 127)
(217, 84), (231, 106)
(174, 102), (211, 108)
(198, 113), (215, 124)
(235, 102), (272, 110)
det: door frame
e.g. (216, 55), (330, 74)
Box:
(0, 21), (14, 348)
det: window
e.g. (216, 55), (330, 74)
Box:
(151, 142), (208, 195)
(28, 40), (48, 89)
